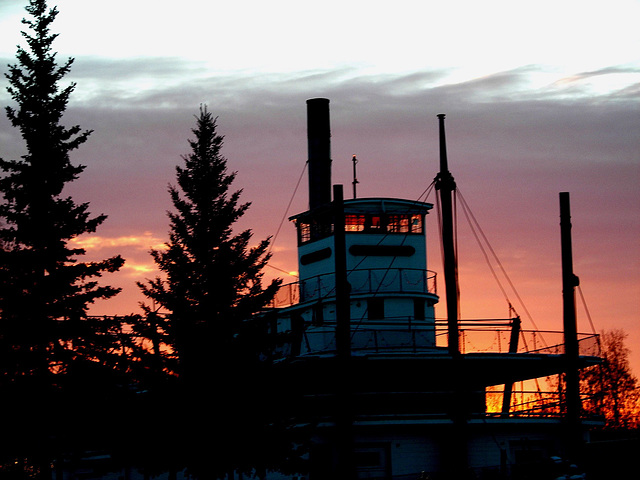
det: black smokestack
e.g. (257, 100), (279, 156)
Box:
(307, 98), (332, 210)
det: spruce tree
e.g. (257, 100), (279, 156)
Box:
(0, 0), (124, 384)
(139, 105), (280, 381)
(137, 106), (281, 476)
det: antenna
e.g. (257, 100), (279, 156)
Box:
(352, 154), (359, 199)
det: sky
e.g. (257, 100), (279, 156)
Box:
(0, 0), (639, 373)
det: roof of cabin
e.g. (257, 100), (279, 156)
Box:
(290, 197), (433, 222)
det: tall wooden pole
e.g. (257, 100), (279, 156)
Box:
(435, 115), (468, 478)
(435, 114), (459, 356)
(334, 184), (350, 362)
(333, 184), (355, 478)
(560, 192), (582, 458)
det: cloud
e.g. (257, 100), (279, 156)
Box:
(70, 232), (166, 252)
(1, 55), (639, 371)
(551, 64), (640, 98)
(121, 260), (160, 276)
(557, 64), (640, 82)
(68, 233), (167, 283)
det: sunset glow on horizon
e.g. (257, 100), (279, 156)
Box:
(0, 0), (638, 376)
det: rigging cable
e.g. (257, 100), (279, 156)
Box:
(453, 184), (461, 319)
(456, 189), (545, 341)
(577, 284), (601, 353)
(266, 160), (308, 274)
(577, 285), (597, 335)
(457, 190), (514, 315)
(434, 189), (446, 321)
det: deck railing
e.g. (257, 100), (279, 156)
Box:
(485, 389), (605, 419)
(270, 268), (438, 308)
(279, 318), (600, 357)
(443, 321), (601, 356)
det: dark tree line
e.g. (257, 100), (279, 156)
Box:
(1, 1), (291, 479)
(0, 0), (132, 471)
(6, 2), (634, 480)
(0, 0), (124, 379)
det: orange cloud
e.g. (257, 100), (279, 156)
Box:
(121, 260), (160, 276)
(70, 232), (167, 251)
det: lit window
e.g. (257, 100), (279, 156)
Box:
(410, 215), (423, 233)
(299, 222), (311, 243)
(387, 215), (409, 233)
(345, 214), (366, 232)
(369, 216), (382, 231)
(385, 214), (423, 233)
(296, 218), (333, 245)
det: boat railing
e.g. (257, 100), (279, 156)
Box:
(485, 389), (605, 419)
(270, 268), (438, 308)
(286, 319), (600, 357)
(443, 321), (601, 356)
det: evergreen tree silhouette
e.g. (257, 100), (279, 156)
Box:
(0, 0), (125, 464)
(137, 106), (281, 476)
(139, 105), (280, 381)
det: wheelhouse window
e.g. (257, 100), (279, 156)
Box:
(296, 219), (333, 245)
(345, 214), (366, 232)
(369, 215), (382, 231)
(410, 214), (423, 233)
(353, 213), (423, 234)
(387, 215), (409, 233)
(296, 212), (423, 245)
(299, 222), (311, 243)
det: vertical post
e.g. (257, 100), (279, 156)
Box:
(501, 317), (521, 415)
(334, 184), (350, 361)
(435, 114), (459, 356)
(352, 155), (359, 199)
(560, 192), (582, 457)
(435, 114), (468, 478)
(333, 184), (355, 479)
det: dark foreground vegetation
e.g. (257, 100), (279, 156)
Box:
(1, 2), (637, 480)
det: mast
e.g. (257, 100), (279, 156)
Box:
(560, 192), (582, 457)
(435, 114), (460, 356)
(435, 114), (468, 477)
